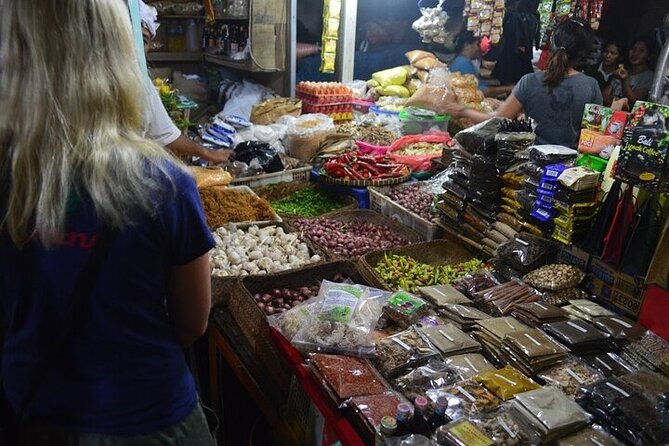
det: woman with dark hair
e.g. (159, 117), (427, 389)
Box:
(603, 36), (655, 107)
(491, 0), (539, 85)
(585, 39), (625, 91)
(449, 30), (514, 97)
(444, 18), (602, 148)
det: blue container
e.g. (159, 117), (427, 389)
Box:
(310, 167), (370, 209)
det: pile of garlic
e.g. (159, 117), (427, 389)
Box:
(209, 225), (321, 277)
(412, 6), (450, 44)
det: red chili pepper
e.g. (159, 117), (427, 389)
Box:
(356, 160), (380, 176)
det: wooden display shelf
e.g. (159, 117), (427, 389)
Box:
(158, 15), (206, 20)
(147, 51), (203, 62)
(215, 15), (249, 20)
(204, 54), (277, 72)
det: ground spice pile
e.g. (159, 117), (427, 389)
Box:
(200, 188), (275, 228)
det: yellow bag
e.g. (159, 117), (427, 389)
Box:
(372, 66), (408, 87)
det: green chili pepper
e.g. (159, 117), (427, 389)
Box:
(271, 188), (346, 217)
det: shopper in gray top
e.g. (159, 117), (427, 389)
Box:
(444, 18), (602, 148)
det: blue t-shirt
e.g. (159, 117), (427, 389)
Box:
(448, 55), (488, 90)
(0, 164), (215, 435)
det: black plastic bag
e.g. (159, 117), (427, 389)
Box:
(581, 180), (623, 256)
(620, 195), (661, 277)
(233, 141), (284, 174)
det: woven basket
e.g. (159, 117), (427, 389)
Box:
(228, 261), (364, 390)
(319, 170), (411, 187)
(357, 239), (477, 290)
(284, 209), (424, 261)
(253, 181), (358, 218)
(209, 221), (328, 309)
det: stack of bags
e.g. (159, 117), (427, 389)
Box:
(543, 319), (612, 354)
(500, 328), (569, 375)
(473, 280), (541, 316)
(511, 301), (569, 327)
(562, 298), (614, 322)
(472, 317), (529, 364)
(552, 166), (601, 244)
(419, 323), (481, 357)
(439, 303), (491, 331)
(621, 331), (669, 377)
(512, 387), (591, 443)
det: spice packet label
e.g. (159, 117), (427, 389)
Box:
(457, 386), (476, 402)
(389, 291), (425, 316)
(606, 381), (630, 397)
(567, 321), (588, 333)
(592, 438), (607, 446)
(596, 357), (613, 371)
(449, 421), (494, 446)
(439, 330), (455, 342)
(318, 286), (362, 322)
(533, 302), (549, 310)
(494, 374), (517, 386)
(524, 333), (542, 346)
(393, 337), (412, 351)
(516, 238), (529, 246)
(611, 318), (632, 328)
(565, 368), (585, 384)
(498, 417), (516, 438)
(505, 319), (515, 329)
(465, 357), (479, 373)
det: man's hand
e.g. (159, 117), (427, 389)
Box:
(614, 65), (628, 81)
(440, 102), (467, 117)
(201, 149), (234, 165)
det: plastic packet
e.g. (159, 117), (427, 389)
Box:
(541, 287), (587, 306)
(568, 299), (615, 318)
(275, 300), (319, 340)
(432, 419), (494, 446)
(496, 234), (560, 273)
(291, 281), (389, 356)
(451, 271), (499, 299)
(404, 84), (456, 113)
(495, 132), (536, 172)
(391, 359), (460, 403)
(471, 407), (541, 445)
(430, 380), (502, 418)
(503, 329), (570, 358)
(474, 280), (541, 316)
(418, 284), (471, 307)
(578, 377), (638, 415)
(522, 264), (585, 291)
(619, 369), (669, 404)
(286, 114), (335, 162)
(556, 425), (624, 446)
(454, 118), (504, 155)
(616, 396), (669, 445)
(592, 316), (645, 340)
(350, 391), (406, 434)
(511, 301), (569, 323)
(383, 291), (430, 328)
(419, 323), (481, 356)
(542, 320), (610, 348)
(310, 353), (388, 401)
(512, 387), (591, 437)
(621, 330), (669, 371)
(578, 352), (637, 378)
(538, 358), (604, 398)
(443, 354), (496, 380)
(387, 434), (433, 446)
(373, 327), (440, 378)
(530, 145), (578, 165)
(474, 366), (540, 400)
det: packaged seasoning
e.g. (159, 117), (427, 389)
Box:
(439, 303), (492, 331)
(420, 323), (481, 356)
(619, 369), (669, 403)
(430, 380), (502, 418)
(496, 234), (560, 274)
(523, 264), (585, 291)
(538, 358), (604, 398)
(579, 352), (637, 378)
(530, 145), (577, 165)
(391, 359), (460, 403)
(592, 316), (645, 340)
(291, 281), (389, 356)
(501, 329), (569, 375)
(474, 366), (540, 400)
(418, 284), (472, 307)
(472, 408), (540, 446)
(350, 392), (404, 433)
(384, 291), (430, 328)
(511, 301), (569, 327)
(542, 319), (611, 353)
(433, 419), (494, 446)
(475, 280), (541, 316)
(374, 327), (440, 378)
(556, 425), (624, 446)
(621, 330), (669, 371)
(566, 299), (615, 318)
(541, 287), (587, 306)
(578, 377), (638, 415)
(311, 353), (388, 401)
(443, 354), (496, 380)
(473, 317), (530, 361)
(512, 387), (590, 443)
(616, 393), (669, 445)
(452, 271), (500, 299)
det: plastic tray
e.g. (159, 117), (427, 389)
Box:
(230, 166), (312, 188)
(399, 109), (450, 135)
(205, 185), (282, 229)
(368, 185), (442, 240)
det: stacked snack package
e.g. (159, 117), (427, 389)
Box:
(319, 0), (341, 73)
(405, 50), (447, 95)
(551, 166), (601, 244)
(577, 104), (629, 172)
(463, 0), (505, 44)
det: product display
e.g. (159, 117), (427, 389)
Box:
(374, 327), (440, 378)
(474, 365), (540, 400)
(537, 358), (604, 398)
(311, 353), (388, 401)
(501, 328), (569, 375)
(430, 380), (502, 418)
(419, 323), (481, 356)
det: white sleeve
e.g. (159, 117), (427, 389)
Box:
(142, 85), (182, 147)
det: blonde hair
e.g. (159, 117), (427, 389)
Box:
(0, 0), (179, 247)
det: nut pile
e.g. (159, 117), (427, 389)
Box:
(523, 264), (585, 291)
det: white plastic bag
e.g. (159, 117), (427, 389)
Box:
(285, 114), (335, 161)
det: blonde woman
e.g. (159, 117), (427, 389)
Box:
(0, 0), (214, 444)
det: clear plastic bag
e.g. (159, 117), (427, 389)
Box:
(350, 391), (406, 433)
(451, 271), (499, 299)
(592, 316), (645, 340)
(619, 369), (669, 404)
(578, 377), (638, 416)
(496, 234), (560, 273)
(474, 366), (541, 401)
(403, 84), (456, 114)
(495, 132), (536, 173)
(432, 419), (494, 446)
(542, 320), (611, 348)
(417, 284), (471, 307)
(419, 323), (481, 356)
(578, 352), (637, 378)
(383, 291), (430, 328)
(443, 354), (496, 380)
(471, 407), (541, 445)
(391, 359), (460, 403)
(429, 380), (502, 419)
(291, 281), (389, 356)
(556, 425), (624, 446)
(285, 114), (335, 162)
(538, 358), (604, 399)
(522, 264), (585, 291)
(529, 145), (578, 165)
(310, 353), (388, 401)
(373, 327), (440, 378)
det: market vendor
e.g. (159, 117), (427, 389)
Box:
(449, 30), (514, 98)
(444, 18), (602, 148)
(139, 0), (232, 165)
(602, 36), (654, 108)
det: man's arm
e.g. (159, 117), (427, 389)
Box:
(167, 135), (233, 165)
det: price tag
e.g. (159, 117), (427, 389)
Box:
(505, 319), (515, 329)
(497, 417), (516, 438)
(439, 330), (455, 342)
(567, 321), (588, 333)
(566, 368), (585, 384)
(533, 302), (549, 310)
(494, 373), (517, 386)
(611, 318), (632, 328)
(605, 381), (630, 397)
(592, 438), (607, 446)
(596, 357), (613, 371)
(393, 337), (411, 350)
(457, 386), (476, 402)
(465, 357), (479, 373)
(524, 333), (542, 346)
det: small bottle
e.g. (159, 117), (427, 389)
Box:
(185, 20), (200, 52)
(375, 416), (397, 445)
(394, 402), (413, 437)
(410, 396), (431, 437)
(229, 25), (239, 54)
(428, 395), (449, 434)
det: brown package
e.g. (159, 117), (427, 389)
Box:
(251, 97), (302, 125)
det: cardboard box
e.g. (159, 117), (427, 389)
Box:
(588, 257), (617, 286)
(557, 245), (591, 270)
(611, 287), (645, 318)
(583, 276), (613, 300)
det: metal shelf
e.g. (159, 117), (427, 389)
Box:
(215, 16), (249, 20)
(147, 52), (203, 62)
(204, 54), (277, 72)
(158, 15), (205, 20)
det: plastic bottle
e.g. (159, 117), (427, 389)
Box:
(394, 402), (413, 437)
(186, 20), (200, 52)
(427, 395), (449, 434)
(410, 396), (431, 437)
(375, 416), (397, 445)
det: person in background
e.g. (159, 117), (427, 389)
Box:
(603, 36), (655, 108)
(443, 18), (602, 148)
(585, 39), (625, 91)
(491, 0), (539, 85)
(140, 0), (232, 165)
(0, 0), (214, 444)
(449, 30), (514, 98)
